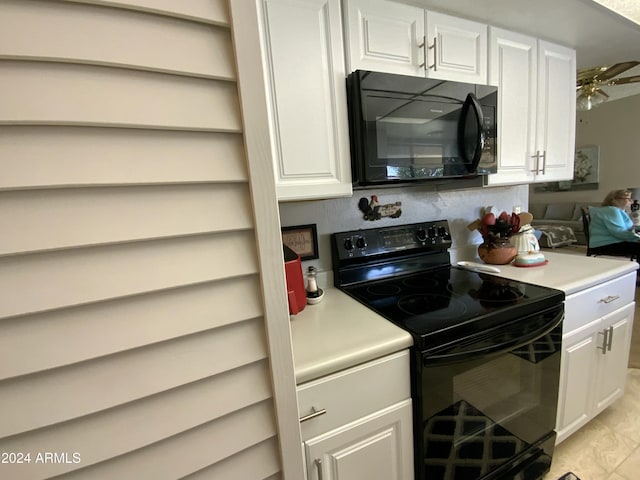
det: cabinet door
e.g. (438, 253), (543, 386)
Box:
(343, 0), (424, 76)
(486, 27), (537, 186)
(262, 0), (352, 201)
(305, 400), (414, 480)
(593, 303), (635, 414)
(556, 327), (598, 444)
(535, 40), (576, 182)
(425, 11), (487, 83)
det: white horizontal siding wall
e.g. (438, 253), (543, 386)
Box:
(0, 1), (295, 479)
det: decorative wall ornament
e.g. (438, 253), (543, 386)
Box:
(358, 195), (402, 221)
(534, 145), (600, 192)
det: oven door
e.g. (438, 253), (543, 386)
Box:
(413, 305), (563, 480)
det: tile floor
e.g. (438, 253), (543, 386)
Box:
(544, 369), (640, 480)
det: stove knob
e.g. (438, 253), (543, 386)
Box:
(356, 237), (367, 249)
(438, 226), (450, 240)
(344, 238), (354, 251)
(416, 228), (427, 242)
(427, 226), (436, 239)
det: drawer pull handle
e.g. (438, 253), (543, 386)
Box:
(300, 406), (327, 423)
(599, 295), (620, 304)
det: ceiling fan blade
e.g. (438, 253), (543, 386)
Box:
(577, 66), (607, 84)
(593, 61), (640, 82)
(608, 75), (640, 85)
(595, 88), (609, 98)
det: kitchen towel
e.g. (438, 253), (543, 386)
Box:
(558, 473), (580, 480)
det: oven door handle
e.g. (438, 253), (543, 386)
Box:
(423, 311), (563, 364)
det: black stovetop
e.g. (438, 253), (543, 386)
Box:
(340, 265), (563, 350)
(332, 221), (564, 351)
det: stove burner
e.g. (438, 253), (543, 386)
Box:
(402, 277), (440, 290)
(366, 284), (402, 296)
(398, 294), (467, 318)
(469, 282), (525, 308)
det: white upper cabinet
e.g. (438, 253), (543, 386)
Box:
(343, 0), (487, 84)
(343, 0), (425, 76)
(486, 28), (538, 185)
(487, 28), (576, 185)
(425, 11), (487, 84)
(261, 0), (352, 201)
(536, 40), (577, 182)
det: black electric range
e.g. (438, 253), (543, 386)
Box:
(332, 220), (565, 480)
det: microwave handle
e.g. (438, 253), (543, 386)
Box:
(458, 93), (484, 173)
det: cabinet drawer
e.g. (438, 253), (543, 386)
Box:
(564, 272), (635, 333)
(297, 350), (411, 441)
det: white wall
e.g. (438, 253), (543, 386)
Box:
(279, 184), (529, 273)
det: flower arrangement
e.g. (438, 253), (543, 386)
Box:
(468, 211), (521, 242)
(468, 211), (521, 265)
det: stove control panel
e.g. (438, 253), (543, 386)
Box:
(332, 220), (452, 261)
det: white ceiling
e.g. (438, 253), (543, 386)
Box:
(400, 0), (640, 101)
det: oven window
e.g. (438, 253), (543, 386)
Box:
(418, 322), (562, 480)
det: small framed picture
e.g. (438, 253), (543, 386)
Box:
(281, 224), (319, 261)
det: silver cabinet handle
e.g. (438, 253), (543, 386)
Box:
(429, 37), (437, 70)
(299, 406), (327, 423)
(597, 327), (609, 354)
(539, 150), (546, 174)
(418, 36), (427, 69)
(597, 326), (614, 354)
(315, 458), (324, 480)
(530, 151), (540, 173)
(599, 295), (620, 304)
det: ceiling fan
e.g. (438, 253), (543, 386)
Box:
(576, 61), (640, 110)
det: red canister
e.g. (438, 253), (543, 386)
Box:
(283, 245), (306, 314)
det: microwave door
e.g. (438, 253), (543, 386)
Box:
(457, 93), (484, 173)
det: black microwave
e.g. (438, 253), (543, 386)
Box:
(346, 70), (497, 186)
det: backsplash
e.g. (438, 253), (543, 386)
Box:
(279, 184), (529, 273)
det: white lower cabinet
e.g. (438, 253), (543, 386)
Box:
(556, 273), (636, 444)
(297, 350), (414, 480)
(305, 400), (412, 480)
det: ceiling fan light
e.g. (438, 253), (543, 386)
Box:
(576, 92), (594, 110)
(591, 91), (607, 107)
(576, 86), (608, 111)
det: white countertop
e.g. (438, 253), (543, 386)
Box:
(290, 250), (637, 385)
(465, 251), (638, 295)
(290, 285), (413, 385)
